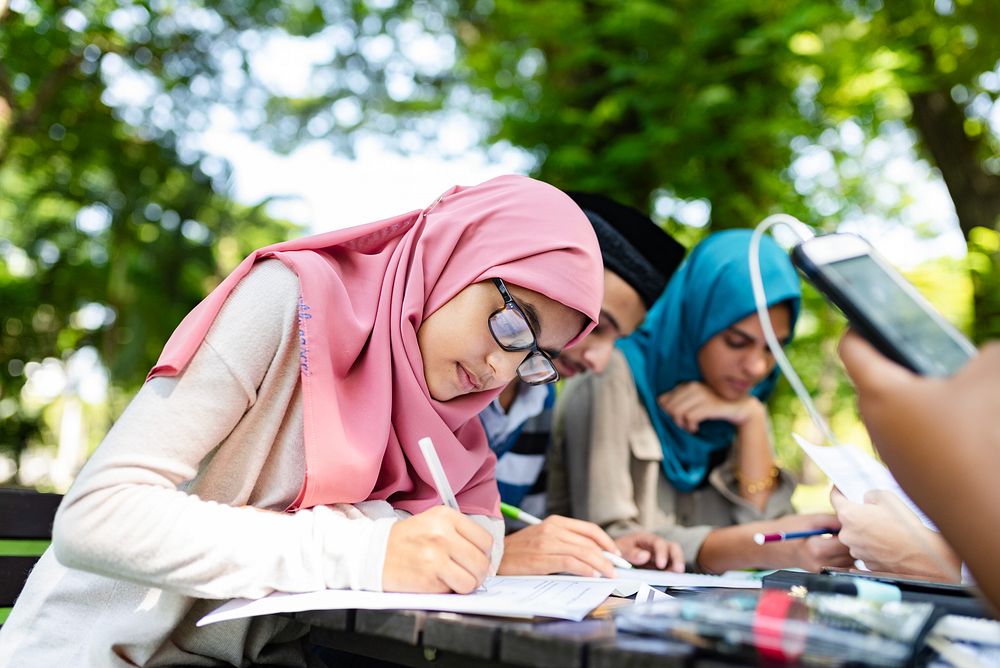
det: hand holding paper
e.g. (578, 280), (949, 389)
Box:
(793, 433), (936, 530)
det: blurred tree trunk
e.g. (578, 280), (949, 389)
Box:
(909, 89), (1000, 342)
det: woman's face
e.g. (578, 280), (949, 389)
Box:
(696, 304), (792, 401)
(418, 280), (588, 402)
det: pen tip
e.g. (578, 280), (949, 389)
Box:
(753, 533), (765, 545)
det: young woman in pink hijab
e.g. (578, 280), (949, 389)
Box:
(0, 175), (604, 668)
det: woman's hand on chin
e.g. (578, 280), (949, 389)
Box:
(657, 382), (764, 432)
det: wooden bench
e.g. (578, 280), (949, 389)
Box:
(0, 488), (62, 625)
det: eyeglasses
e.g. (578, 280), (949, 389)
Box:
(488, 278), (560, 385)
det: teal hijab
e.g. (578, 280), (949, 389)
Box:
(618, 229), (801, 492)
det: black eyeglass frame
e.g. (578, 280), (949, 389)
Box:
(488, 278), (561, 385)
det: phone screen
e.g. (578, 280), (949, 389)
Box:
(821, 254), (972, 376)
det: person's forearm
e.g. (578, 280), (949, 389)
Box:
(841, 336), (1000, 611)
(878, 431), (1000, 608)
(696, 523), (770, 572)
(468, 513), (505, 573)
(734, 404), (777, 512)
(53, 485), (394, 597)
(696, 519), (846, 573)
(900, 531), (962, 583)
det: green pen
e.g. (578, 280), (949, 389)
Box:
(500, 501), (542, 525)
(499, 502), (633, 570)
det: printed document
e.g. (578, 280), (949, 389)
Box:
(198, 576), (617, 626)
(501, 574), (676, 599)
(613, 569), (762, 589)
(793, 433), (936, 530)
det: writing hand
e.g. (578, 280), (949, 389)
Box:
(383, 506), (493, 593)
(497, 515), (620, 578)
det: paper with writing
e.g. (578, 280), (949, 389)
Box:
(198, 576), (618, 626)
(612, 568), (762, 589)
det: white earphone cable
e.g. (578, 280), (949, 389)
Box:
(748, 214), (840, 447)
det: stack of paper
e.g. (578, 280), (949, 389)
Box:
(614, 569), (762, 589)
(198, 577), (619, 626)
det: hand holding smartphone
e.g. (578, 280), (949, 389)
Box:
(791, 233), (975, 376)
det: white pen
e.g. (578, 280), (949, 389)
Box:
(417, 437), (460, 510)
(418, 437), (490, 593)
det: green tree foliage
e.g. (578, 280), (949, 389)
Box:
(3, 0), (999, 486)
(787, 0), (1000, 340)
(0, 0), (298, 474)
(454, 0), (837, 226)
(449, 0), (1000, 338)
(433, 0), (998, 468)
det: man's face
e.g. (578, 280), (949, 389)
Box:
(553, 269), (647, 378)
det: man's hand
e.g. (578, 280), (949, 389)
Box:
(498, 515), (620, 578)
(614, 530), (684, 571)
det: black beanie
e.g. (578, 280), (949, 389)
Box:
(567, 192), (686, 309)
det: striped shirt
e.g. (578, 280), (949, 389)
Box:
(480, 383), (556, 519)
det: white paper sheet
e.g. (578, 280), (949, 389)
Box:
(612, 568), (762, 589)
(793, 433), (936, 530)
(198, 576), (618, 626)
(495, 574), (682, 601)
(634, 582), (674, 602)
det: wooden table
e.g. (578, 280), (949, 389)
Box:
(298, 605), (719, 668)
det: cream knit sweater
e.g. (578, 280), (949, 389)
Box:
(0, 260), (503, 667)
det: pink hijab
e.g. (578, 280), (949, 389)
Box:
(148, 175), (603, 516)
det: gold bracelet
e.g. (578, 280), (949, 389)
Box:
(735, 466), (780, 494)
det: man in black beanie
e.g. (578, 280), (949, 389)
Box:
(554, 192), (686, 377)
(483, 192), (687, 577)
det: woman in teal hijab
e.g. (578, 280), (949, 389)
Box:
(554, 229), (853, 573)
(618, 229), (800, 493)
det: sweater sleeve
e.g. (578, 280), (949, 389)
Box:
(469, 514), (506, 573)
(52, 261), (395, 598)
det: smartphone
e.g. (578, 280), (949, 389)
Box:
(791, 233), (975, 376)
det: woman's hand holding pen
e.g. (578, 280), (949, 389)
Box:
(497, 515), (620, 578)
(383, 506), (493, 594)
(657, 382), (765, 432)
(763, 513), (853, 572)
(614, 530), (684, 572)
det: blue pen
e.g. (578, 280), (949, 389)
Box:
(753, 528), (840, 545)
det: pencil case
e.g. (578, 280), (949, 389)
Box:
(614, 589), (936, 666)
